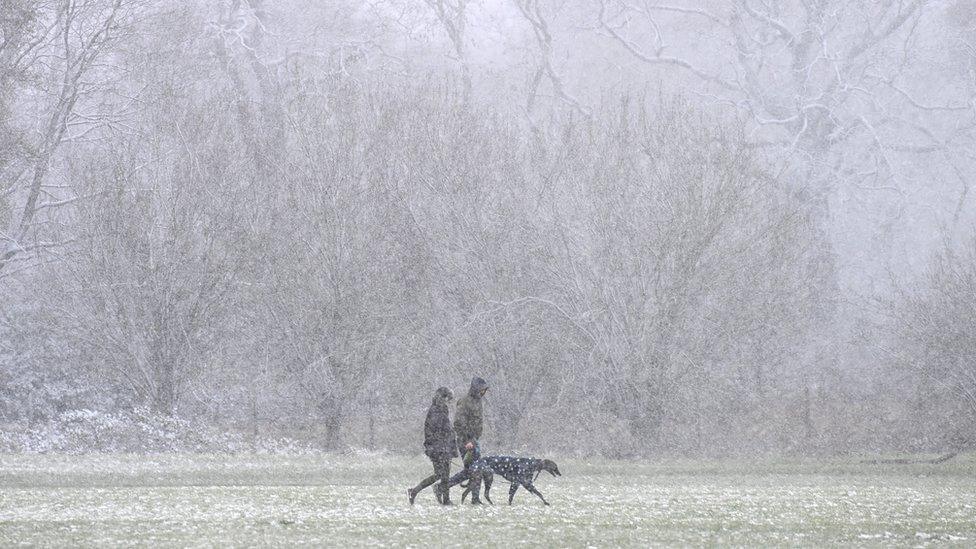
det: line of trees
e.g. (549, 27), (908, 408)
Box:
(1, 0), (973, 456)
(2, 76), (827, 455)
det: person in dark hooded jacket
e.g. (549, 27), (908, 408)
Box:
(454, 376), (488, 455)
(453, 376), (488, 504)
(407, 387), (457, 505)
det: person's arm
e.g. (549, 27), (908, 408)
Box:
(443, 410), (458, 457)
(453, 401), (467, 441)
(472, 404), (483, 440)
(423, 408), (435, 450)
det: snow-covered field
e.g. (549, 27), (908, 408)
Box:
(1, 453), (974, 547)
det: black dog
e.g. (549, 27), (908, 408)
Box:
(458, 456), (561, 505)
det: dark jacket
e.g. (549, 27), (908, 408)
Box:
(454, 376), (488, 447)
(424, 387), (457, 458)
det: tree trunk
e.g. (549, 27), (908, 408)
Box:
(627, 399), (665, 455)
(367, 395), (376, 450)
(152, 356), (177, 417)
(802, 384), (814, 442)
(324, 414), (342, 450)
(319, 396), (344, 451)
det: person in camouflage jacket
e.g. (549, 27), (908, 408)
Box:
(454, 376), (488, 455)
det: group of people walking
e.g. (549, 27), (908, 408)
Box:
(407, 376), (489, 505)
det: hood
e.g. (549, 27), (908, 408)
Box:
(468, 376), (488, 399)
(433, 386), (454, 406)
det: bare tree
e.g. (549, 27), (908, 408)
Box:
(424, 0), (473, 103)
(0, 0), (134, 276)
(32, 89), (257, 415)
(511, 0), (589, 117)
(876, 234), (976, 449)
(538, 101), (823, 452)
(588, 1), (975, 250)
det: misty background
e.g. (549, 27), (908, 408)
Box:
(1, 0), (974, 457)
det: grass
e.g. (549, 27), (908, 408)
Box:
(1, 452), (975, 547)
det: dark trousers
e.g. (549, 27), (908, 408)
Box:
(413, 454), (451, 502)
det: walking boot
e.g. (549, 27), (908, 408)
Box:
(437, 483), (454, 505)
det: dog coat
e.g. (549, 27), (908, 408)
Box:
(475, 456), (542, 483)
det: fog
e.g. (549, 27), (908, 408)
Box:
(1, 0), (974, 457)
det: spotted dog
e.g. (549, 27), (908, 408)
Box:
(459, 456), (561, 505)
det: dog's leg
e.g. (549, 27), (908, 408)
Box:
(467, 472), (483, 504)
(522, 481), (550, 506)
(448, 469), (469, 488)
(508, 482), (519, 505)
(483, 472), (493, 505)
(461, 485), (471, 503)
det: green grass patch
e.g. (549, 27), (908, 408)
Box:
(1, 453), (974, 547)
